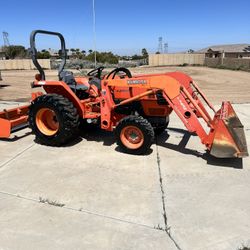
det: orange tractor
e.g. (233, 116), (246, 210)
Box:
(0, 30), (248, 157)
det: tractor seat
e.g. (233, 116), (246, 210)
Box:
(72, 84), (89, 91)
(59, 71), (88, 91)
(59, 71), (76, 85)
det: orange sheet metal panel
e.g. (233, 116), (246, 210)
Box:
(0, 118), (11, 138)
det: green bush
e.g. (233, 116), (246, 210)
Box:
(2, 45), (27, 59)
(86, 51), (118, 64)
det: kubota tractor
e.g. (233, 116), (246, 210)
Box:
(0, 30), (248, 158)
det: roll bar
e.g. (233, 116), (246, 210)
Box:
(30, 30), (67, 80)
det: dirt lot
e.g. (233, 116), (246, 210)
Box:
(0, 66), (250, 104)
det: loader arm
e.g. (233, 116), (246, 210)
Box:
(104, 73), (248, 158)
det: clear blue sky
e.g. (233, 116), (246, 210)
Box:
(0, 0), (249, 55)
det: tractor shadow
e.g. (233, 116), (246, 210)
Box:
(0, 84), (11, 89)
(32, 128), (114, 148)
(157, 127), (243, 169)
(78, 126), (153, 155)
(79, 127), (116, 146)
(0, 131), (32, 142)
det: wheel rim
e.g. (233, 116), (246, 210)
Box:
(36, 108), (59, 136)
(120, 126), (144, 149)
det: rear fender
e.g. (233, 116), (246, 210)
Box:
(34, 81), (85, 117)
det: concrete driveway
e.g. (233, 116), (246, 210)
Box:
(0, 101), (249, 250)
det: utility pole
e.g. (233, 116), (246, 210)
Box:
(92, 0), (97, 67)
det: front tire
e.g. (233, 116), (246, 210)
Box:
(29, 94), (79, 146)
(115, 116), (155, 154)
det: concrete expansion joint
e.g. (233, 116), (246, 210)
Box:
(155, 138), (183, 250)
(0, 190), (164, 233)
(0, 143), (35, 169)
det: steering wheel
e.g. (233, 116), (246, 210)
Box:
(87, 66), (105, 79)
(106, 67), (132, 79)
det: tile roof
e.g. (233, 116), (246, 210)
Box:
(197, 44), (250, 53)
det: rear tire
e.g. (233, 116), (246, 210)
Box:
(115, 116), (155, 154)
(29, 94), (79, 146)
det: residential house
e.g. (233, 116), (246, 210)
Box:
(197, 44), (250, 58)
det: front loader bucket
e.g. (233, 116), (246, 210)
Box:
(210, 101), (248, 158)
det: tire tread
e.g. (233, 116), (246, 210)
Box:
(28, 94), (79, 146)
